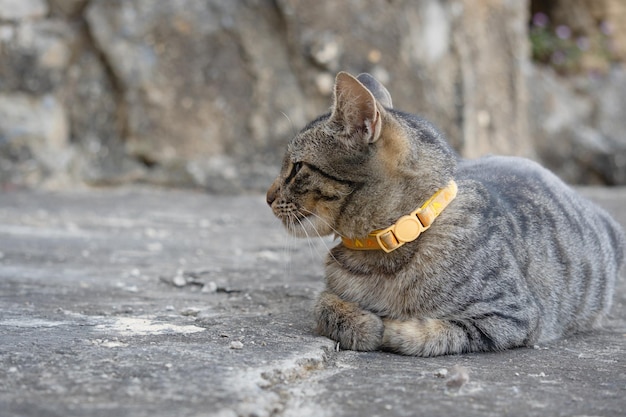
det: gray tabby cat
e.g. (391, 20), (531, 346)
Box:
(266, 71), (625, 356)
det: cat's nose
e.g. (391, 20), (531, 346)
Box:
(267, 181), (280, 206)
(266, 188), (277, 206)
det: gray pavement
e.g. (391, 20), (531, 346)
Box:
(0, 186), (625, 417)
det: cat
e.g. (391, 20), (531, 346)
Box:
(266, 71), (625, 356)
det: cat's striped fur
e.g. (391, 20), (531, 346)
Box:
(266, 72), (625, 356)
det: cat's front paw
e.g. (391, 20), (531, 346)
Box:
(314, 291), (384, 351)
(347, 310), (385, 351)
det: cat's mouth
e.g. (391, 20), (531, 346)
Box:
(268, 195), (335, 238)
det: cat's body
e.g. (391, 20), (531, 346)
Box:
(267, 72), (625, 356)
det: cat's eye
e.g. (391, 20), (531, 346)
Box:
(286, 161), (303, 184)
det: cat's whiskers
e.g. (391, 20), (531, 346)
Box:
(299, 211), (341, 265)
(299, 207), (344, 238)
(280, 111), (297, 137)
(282, 216), (296, 284)
(290, 211), (321, 262)
(297, 208), (343, 266)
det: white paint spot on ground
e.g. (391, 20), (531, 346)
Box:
(0, 318), (71, 328)
(95, 317), (205, 336)
(90, 338), (128, 348)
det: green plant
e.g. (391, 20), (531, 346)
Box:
(529, 12), (614, 75)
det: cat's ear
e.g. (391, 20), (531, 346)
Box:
(356, 73), (393, 108)
(331, 71), (383, 144)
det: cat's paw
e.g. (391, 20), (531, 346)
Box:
(318, 309), (384, 351)
(314, 291), (384, 351)
(341, 310), (384, 351)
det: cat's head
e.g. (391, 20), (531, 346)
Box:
(266, 72), (456, 239)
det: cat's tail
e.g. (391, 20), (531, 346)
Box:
(381, 318), (472, 357)
(382, 315), (535, 357)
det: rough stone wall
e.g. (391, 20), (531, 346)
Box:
(277, 0), (531, 158)
(0, 0), (624, 191)
(0, 0), (531, 191)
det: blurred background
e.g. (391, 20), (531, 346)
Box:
(0, 0), (625, 193)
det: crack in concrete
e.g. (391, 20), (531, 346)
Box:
(224, 344), (337, 417)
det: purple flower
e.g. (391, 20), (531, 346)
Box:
(600, 21), (612, 36)
(532, 12), (549, 28)
(555, 25), (571, 40)
(576, 36), (590, 51)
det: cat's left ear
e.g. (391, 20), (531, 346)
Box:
(331, 71), (383, 144)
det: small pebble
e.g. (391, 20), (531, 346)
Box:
(446, 364), (470, 388)
(256, 250), (281, 262)
(230, 341), (244, 350)
(202, 281), (218, 293)
(125, 285), (138, 293)
(172, 274), (187, 287)
(180, 307), (202, 317)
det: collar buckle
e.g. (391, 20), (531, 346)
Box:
(371, 214), (426, 253)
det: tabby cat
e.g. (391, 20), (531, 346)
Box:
(266, 71), (625, 356)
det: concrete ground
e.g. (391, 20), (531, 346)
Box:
(0, 186), (625, 417)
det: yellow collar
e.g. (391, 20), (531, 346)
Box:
(341, 180), (458, 253)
